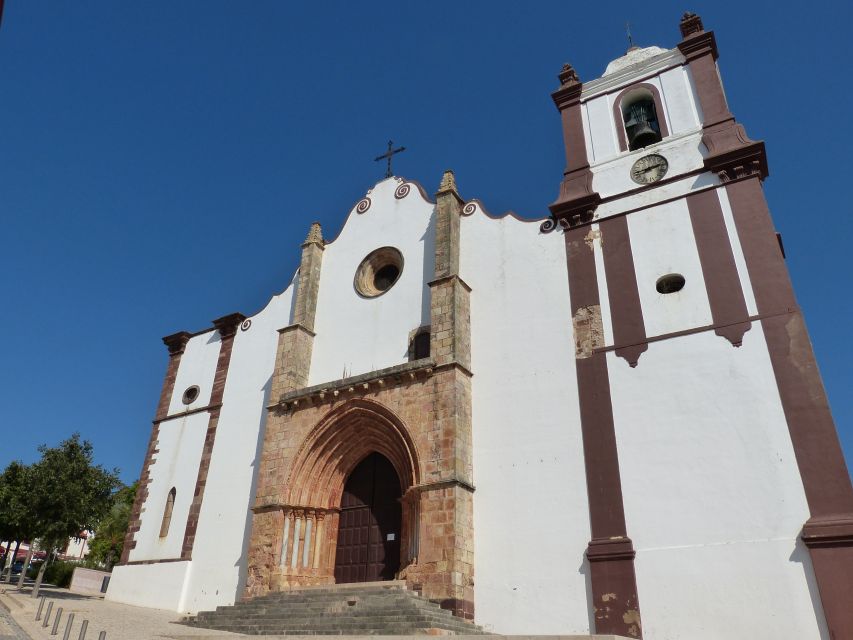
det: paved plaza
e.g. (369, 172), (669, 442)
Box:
(0, 580), (238, 640)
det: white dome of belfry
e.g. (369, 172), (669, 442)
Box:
(603, 45), (668, 76)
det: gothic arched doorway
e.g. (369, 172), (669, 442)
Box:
(334, 452), (402, 583)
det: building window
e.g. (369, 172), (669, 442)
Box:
(181, 385), (200, 405)
(409, 326), (431, 361)
(354, 247), (404, 298)
(613, 83), (670, 152)
(413, 331), (430, 360)
(159, 487), (176, 538)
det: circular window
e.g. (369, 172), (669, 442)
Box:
(182, 385), (200, 405)
(354, 247), (404, 297)
(656, 273), (686, 294)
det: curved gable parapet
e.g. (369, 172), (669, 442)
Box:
(308, 177), (437, 385)
(460, 197), (548, 225)
(322, 176), (436, 247)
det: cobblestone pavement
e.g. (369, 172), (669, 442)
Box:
(0, 584), (238, 640)
(0, 597), (31, 640)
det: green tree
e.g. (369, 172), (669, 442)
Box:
(28, 434), (120, 596)
(88, 481), (138, 570)
(0, 461), (38, 585)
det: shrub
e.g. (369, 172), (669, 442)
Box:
(41, 560), (79, 588)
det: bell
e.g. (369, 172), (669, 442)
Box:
(624, 100), (661, 150)
(627, 120), (659, 149)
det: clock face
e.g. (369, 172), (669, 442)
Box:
(630, 154), (668, 184)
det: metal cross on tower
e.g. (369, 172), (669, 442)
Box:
(374, 140), (406, 178)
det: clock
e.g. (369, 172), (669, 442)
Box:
(630, 154), (668, 184)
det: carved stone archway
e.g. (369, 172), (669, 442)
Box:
(245, 398), (422, 594)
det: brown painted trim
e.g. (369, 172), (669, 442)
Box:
(677, 23), (769, 182)
(119, 334), (189, 565)
(152, 403), (223, 425)
(180, 313), (244, 560)
(123, 557), (186, 566)
(592, 310), (793, 355)
(686, 188), (751, 346)
(549, 170), (762, 236)
(549, 66), (602, 227)
(564, 225), (642, 638)
(726, 177), (853, 638)
(611, 82), (671, 153)
(600, 216), (647, 366)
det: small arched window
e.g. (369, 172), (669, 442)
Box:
(159, 487), (176, 538)
(413, 331), (430, 360)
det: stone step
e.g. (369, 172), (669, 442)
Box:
(182, 582), (484, 636)
(206, 601), (455, 617)
(194, 613), (469, 626)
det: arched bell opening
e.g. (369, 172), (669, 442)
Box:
(273, 399), (421, 588)
(613, 83), (670, 152)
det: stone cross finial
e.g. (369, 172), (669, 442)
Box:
(438, 170), (457, 193)
(303, 221), (323, 246)
(680, 12), (704, 38)
(558, 63), (580, 86)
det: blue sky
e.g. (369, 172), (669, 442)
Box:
(1, 1), (850, 485)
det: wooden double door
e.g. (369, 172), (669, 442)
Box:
(334, 452), (402, 583)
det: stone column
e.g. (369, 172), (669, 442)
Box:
(412, 170), (475, 619)
(272, 222), (325, 398)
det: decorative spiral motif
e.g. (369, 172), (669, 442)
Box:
(462, 202), (477, 216)
(539, 218), (558, 233)
(356, 198), (371, 214)
(240, 318), (252, 332)
(394, 183), (411, 200)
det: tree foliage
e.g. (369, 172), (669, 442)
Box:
(0, 461), (38, 547)
(88, 481), (138, 570)
(28, 433), (121, 554)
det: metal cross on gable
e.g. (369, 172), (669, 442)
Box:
(374, 140), (406, 178)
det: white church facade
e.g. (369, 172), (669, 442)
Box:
(107, 14), (853, 639)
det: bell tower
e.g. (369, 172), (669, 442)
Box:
(546, 12), (853, 640)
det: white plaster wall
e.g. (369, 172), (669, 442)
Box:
(461, 208), (592, 635)
(582, 97), (616, 164)
(167, 331), (222, 415)
(608, 328), (826, 639)
(717, 186), (758, 316)
(129, 411), (209, 561)
(309, 178), (435, 385)
(182, 281), (296, 613)
(660, 66), (702, 134)
(589, 130), (705, 201)
(582, 59), (701, 169)
(106, 561), (191, 611)
(626, 198), (712, 338)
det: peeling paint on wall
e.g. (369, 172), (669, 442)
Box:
(573, 305), (604, 358)
(584, 228), (602, 251)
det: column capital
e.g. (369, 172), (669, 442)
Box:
(162, 331), (191, 356)
(212, 312), (246, 339)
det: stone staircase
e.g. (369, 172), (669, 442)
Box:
(181, 581), (488, 636)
